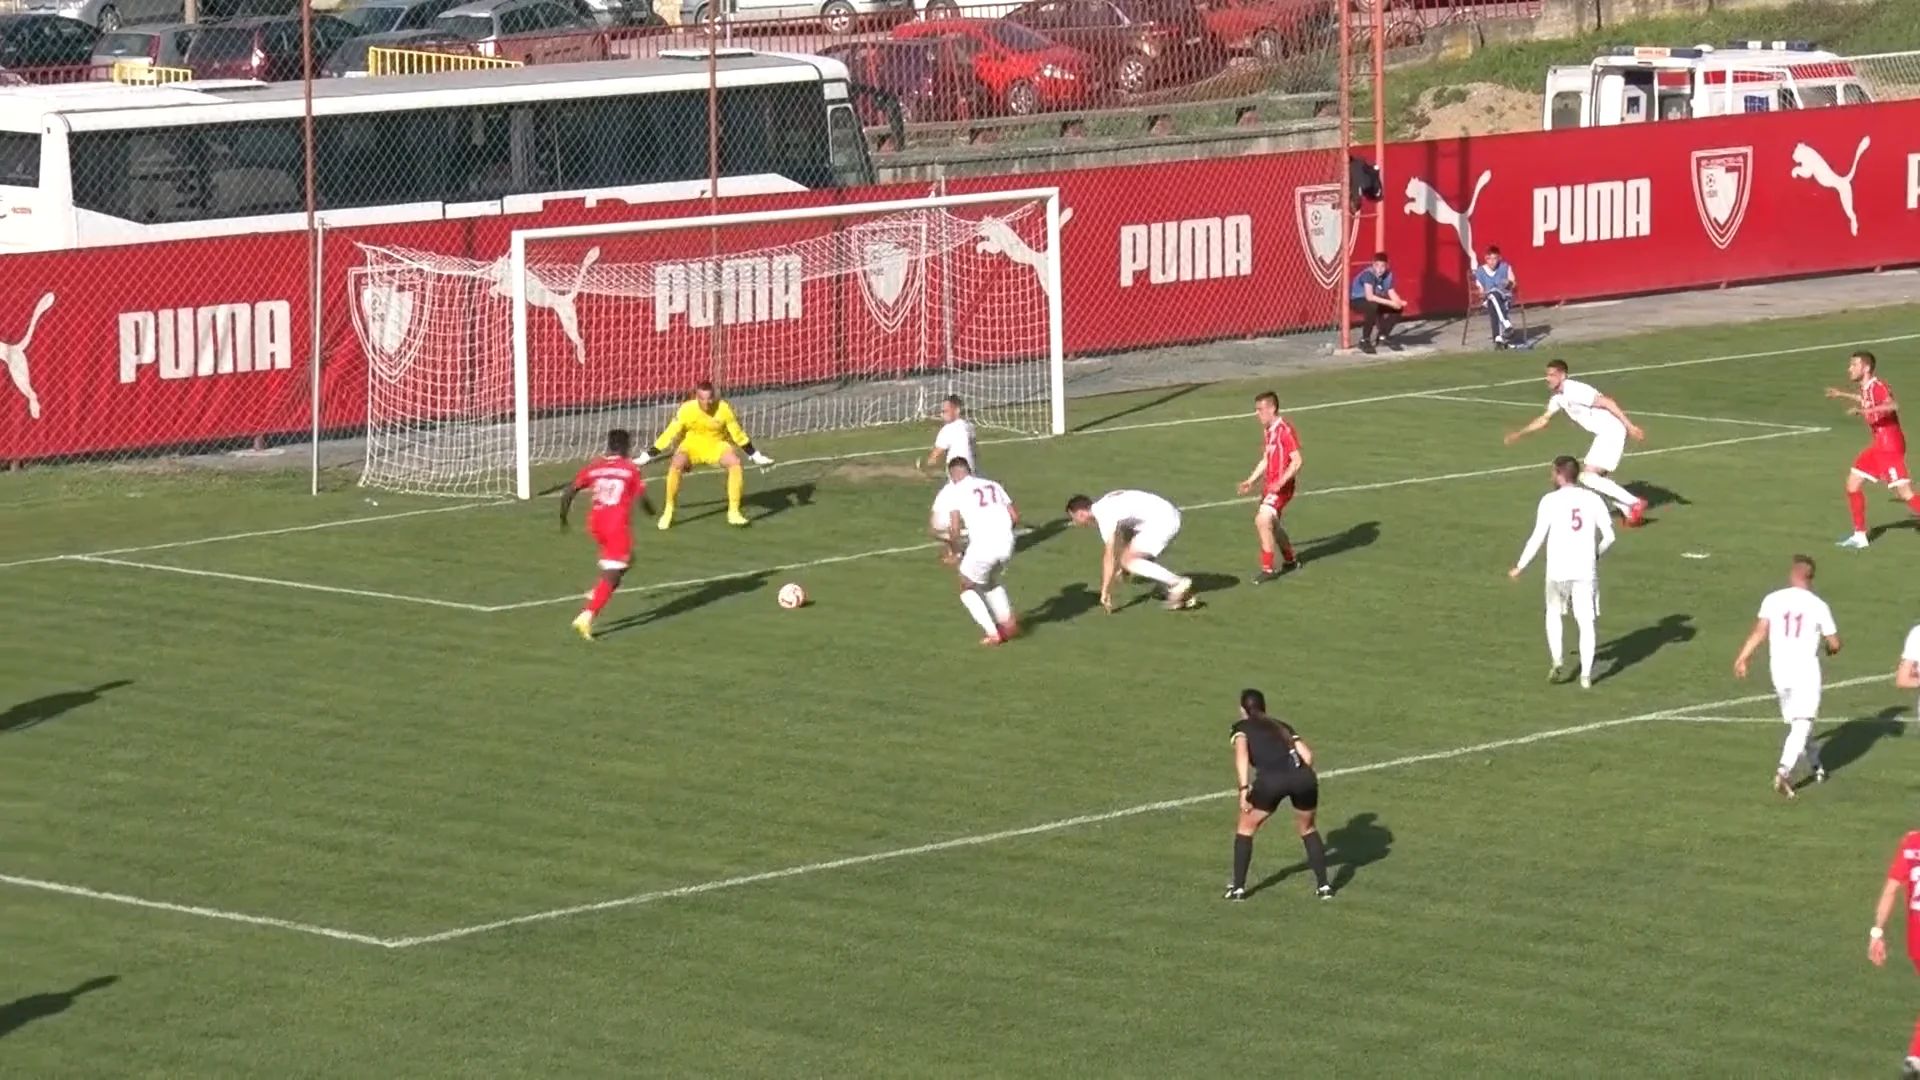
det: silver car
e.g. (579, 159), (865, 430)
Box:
(0, 0), (178, 32)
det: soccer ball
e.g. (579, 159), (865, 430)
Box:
(777, 583), (807, 609)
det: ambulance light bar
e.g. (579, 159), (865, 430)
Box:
(1608, 46), (1706, 59)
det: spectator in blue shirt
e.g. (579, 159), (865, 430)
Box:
(1471, 246), (1520, 348)
(1349, 252), (1405, 353)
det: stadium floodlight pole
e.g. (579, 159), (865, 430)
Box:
(510, 231), (532, 501)
(1336, 0), (1352, 351)
(1045, 191), (1066, 435)
(1371, 0), (1386, 253)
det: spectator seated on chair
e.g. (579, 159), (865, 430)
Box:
(1348, 251), (1406, 354)
(1471, 246), (1522, 348)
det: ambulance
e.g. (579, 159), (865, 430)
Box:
(1543, 41), (1872, 129)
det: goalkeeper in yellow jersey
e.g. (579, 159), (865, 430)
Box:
(636, 381), (774, 529)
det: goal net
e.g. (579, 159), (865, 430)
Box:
(353, 189), (1065, 498)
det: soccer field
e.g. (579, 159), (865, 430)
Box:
(8, 306), (1920, 1076)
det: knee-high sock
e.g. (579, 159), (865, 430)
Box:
(1849, 489), (1868, 532)
(983, 585), (1012, 625)
(1576, 611), (1597, 680)
(1301, 830), (1329, 889)
(664, 468), (682, 512)
(726, 464), (744, 514)
(1123, 556), (1181, 587)
(1580, 472), (1637, 512)
(1232, 833), (1253, 890)
(1779, 718), (1814, 773)
(959, 590), (997, 636)
(584, 578), (616, 616)
(1545, 609), (1565, 666)
(1907, 1014), (1920, 1058)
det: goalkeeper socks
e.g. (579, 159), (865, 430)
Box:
(1231, 833), (1254, 890)
(959, 590), (998, 637)
(726, 465), (744, 514)
(664, 468), (682, 512)
(1849, 489), (1867, 531)
(585, 578), (615, 616)
(1301, 829), (1330, 890)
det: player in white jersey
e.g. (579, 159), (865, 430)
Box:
(1065, 488), (1194, 612)
(930, 457), (1020, 645)
(1895, 624), (1920, 712)
(925, 395), (978, 476)
(1510, 456), (1615, 688)
(1734, 555), (1841, 798)
(1505, 359), (1650, 527)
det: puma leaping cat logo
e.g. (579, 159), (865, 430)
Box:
(975, 208), (1074, 299)
(3, 291), (51, 420)
(1790, 137), (1870, 236)
(1404, 171), (1493, 265)
(485, 246), (601, 364)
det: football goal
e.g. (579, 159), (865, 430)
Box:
(353, 189), (1067, 498)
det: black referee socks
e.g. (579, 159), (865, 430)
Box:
(1231, 834), (1254, 890)
(1302, 831), (1330, 890)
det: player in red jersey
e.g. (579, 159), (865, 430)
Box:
(559, 429), (654, 640)
(1869, 829), (1920, 1077)
(1237, 390), (1302, 583)
(1830, 350), (1920, 549)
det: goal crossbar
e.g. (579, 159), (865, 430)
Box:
(508, 188), (1066, 500)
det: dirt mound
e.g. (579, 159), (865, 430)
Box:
(1409, 82), (1540, 139)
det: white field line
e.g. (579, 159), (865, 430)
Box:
(381, 673), (1890, 948)
(491, 425), (1830, 613)
(1667, 715), (1791, 724)
(4, 673), (1884, 949)
(0, 330), (1899, 571)
(70, 556), (498, 612)
(1416, 394), (1820, 432)
(0, 872), (392, 947)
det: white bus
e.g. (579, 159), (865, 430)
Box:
(0, 50), (876, 252)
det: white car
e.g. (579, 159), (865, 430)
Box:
(681, 0), (910, 35)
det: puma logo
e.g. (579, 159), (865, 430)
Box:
(486, 246), (601, 364)
(1404, 171), (1493, 265)
(974, 208), (1073, 300)
(1790, 137), (1870, 236)
(3, 291), (51, 420)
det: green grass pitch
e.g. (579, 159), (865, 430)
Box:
(7, 307), (1920, 1077)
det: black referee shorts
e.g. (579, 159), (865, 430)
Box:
(1249, 770), (1319, 813)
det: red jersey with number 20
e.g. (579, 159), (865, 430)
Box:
(1861, 377), (1906, 455)
(1887, 830), (1920, 962)
(575, 456), (645, 530)
(1263, 417), (1301, 493)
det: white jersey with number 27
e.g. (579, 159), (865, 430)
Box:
(1758, 586), (1836, 683)
(1515, 486), (1614, 582)
(933, 476), (1016, 546)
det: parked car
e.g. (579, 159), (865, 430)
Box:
(91, 20), (193, 70)
(894, 17), (1099, 114)
(183, 14), (357, 80)
(335, 0), (472, 34)
(0, 13), (97, 79)
(823, 37), (986, 122)
(432, 0), (608, 64)
(197, 0), (299, 18)
(681, 0), (910, 37)
(323, 26), (470, 74)
(0, 0), (178, 32)
(1006, 0), (1222, 93)
(1191, 0), (1330, 60)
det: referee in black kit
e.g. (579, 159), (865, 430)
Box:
(1225, 689), (1332, 901)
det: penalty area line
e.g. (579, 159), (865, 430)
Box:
(1414, 394), (1821, 432)
(71, 555), (498, 612)
(0, 872), (396, 948)
(384, 673), (1890, 948)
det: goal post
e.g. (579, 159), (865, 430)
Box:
(352, 188), (1066, 500)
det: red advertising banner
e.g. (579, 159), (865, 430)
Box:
(2, 100), (1917, 463)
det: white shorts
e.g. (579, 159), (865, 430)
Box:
(1585, 428), (1626, 473)
(1774, 680), (1821, 721)
(1545, 578), (1598, 619)
(1127, 512), (1182, 560)
(959, 537), (1013, 586)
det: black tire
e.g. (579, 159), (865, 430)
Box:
(1252, 28), (1279, 61)
(689, 2), (709, 24)
(926, 0), (959, 15)
(97, 4), (120, 30)
(1003, 78), (1038, 116)
(1116, 54), (1148, 93)
(821, 0), (855, 34)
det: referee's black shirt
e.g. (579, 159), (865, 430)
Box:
(1231, 715), (1306, 775)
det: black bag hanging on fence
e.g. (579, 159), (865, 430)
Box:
(1349, 155), (1383, 210)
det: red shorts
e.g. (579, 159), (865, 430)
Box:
(590, 518), (632, 569)
(1259, 482), (1296, 515)
(1852, 446), (1910, 486)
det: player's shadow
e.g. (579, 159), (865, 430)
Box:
(1624, 481), (1690, 511)
(1814, 706), (1909, 777)
(682, 483), (816, 525)
(1868, 519), (1920, 542)
(1247, 812), (1394, 896)
(1072, 384), (1202, 433)
(1112, 571), (1238, 612)
(1295, 520), (1380, 567)
(0, 976), (117, 1039)
(1014, 516), (1071, 554)
(596, 574), (769, 636)
(1, 680), (131, 735)
(1593, 614), (1696, 684)
(1024, 583), (1102, 629)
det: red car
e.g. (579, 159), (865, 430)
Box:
(895, 17), (1102, 116)
(1192, 0), (1332, 60)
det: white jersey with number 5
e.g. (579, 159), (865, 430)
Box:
(1515, 486), (1614, 582)
(933, 476), (1016, 547)
(934, 419), (977, 470)
(1757, 586), (1836, 685)
(1548, 379), (1626, 439)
